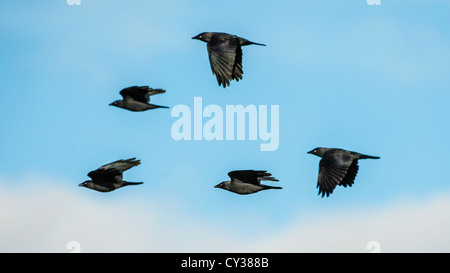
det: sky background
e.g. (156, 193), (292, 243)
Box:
(1, 0), (450, 252)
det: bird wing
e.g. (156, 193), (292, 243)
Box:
(228, 170), (278, 186)
(88, 158), (140, 184)
(207, 38), (240, 87)
(232, 46), (243, 82)
(97, 158), (141, 173)
(317, 152), (355, 197)
(120, 86), (164, 103)
(87, 168), (121, 184)
(340, 160), (359, 188)
(146, 88), (166, 98)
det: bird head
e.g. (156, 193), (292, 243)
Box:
(79, 180), (93, 189)
(307, 147), (327, 157)
(192, 32), (211, 42)
(214, 181), (230, 190)
(109, 100), (123, 108)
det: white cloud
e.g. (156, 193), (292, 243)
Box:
(0, 174), (449, 253)
(252, 195), (450, 253)
(0, 174), (243, 253)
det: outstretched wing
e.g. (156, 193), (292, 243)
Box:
(97, 158), (141, 173)
(228, 170), (278, 186)
(317, 152), (356, 197)
(231, 46), (243, 83)
(340, 160), (359, 188)
(88, 158), (141, 184)
(120, 86), (165, 103)
(207, 37), (241, 87)
(145, 88), (166, 100)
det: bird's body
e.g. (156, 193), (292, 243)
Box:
(192, 32), (265, 88)
(80, 158), (143, 192)
(215, 170), (281, 195)
(80, 179), (143, 193)
(308, 148), (380, 197)
(110, 86), (169, 112)
(112, 99), (163, 112)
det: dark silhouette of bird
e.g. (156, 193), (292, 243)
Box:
(308, 147), (380, 197)
(79, 158), (143, 192)
(214, 170), (281, 195)
(109, 86), (169, 111)
(192, 32), (266, 88)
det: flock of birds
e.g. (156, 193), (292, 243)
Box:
(79, 32), (380, 198)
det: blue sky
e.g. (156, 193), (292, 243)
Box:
(1, 0), (450, 252)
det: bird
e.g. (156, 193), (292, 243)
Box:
(308, 147), (380, 197)
(192, 32), (266, 88)
(79, 158), (143, 192)
(214, 170), (281, 195)
(109, 85), (169, 111)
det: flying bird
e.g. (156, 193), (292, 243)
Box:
(308, 147), (380, 197)
(109, 85), (169, 111)
(214, 170), (281, 195)
(192, 32), (266, 88)
(79, 158), (143, 192)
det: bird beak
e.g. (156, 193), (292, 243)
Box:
(109, 103), (114, 106)
(78, 183), (84, 187)
(192, 35), (200, 40)
(307, 150), (313, 154)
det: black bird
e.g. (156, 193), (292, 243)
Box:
(192, 32), (266, 88)
(79, 158), (143, 192)
(109, 86), (169, 111)
(308, 148), (380, 197)
(214, 170), (281, 195)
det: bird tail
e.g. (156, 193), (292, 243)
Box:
(123, 181), (144, 186)
(249, 41), (266, 46)
(262, 185), (282, 190)
(239, 38), (266, 47)
(149, 103), (170, 109)
(359, 154), (380, 160)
